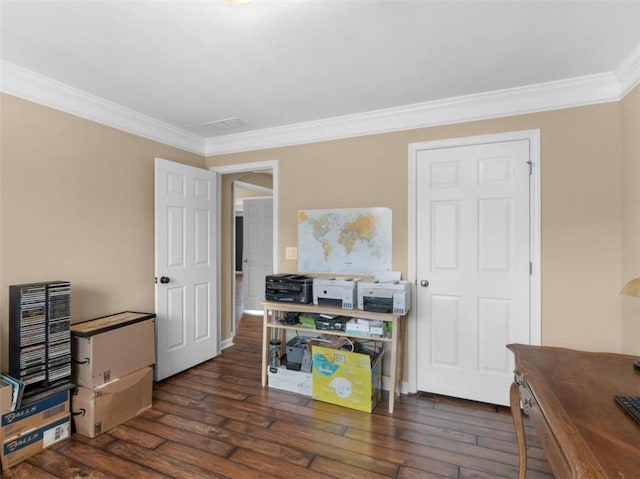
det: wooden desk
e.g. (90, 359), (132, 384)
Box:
(508, 344), (640, 479)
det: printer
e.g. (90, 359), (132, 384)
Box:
(357, 280), (411, 315)
(265, 274), (313, 303)
(312, 278), (359, 309)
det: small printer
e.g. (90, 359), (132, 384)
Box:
(312, 278), (359, 309)
(265, 274), (313, 304)
(357, 280), (411, 315)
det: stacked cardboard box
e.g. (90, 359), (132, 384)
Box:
(73, 367), (153, 437)
(0, 387), (71, 470)
(70, 312), (155, 438)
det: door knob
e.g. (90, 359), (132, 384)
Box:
(160, 276), (170, 284)
(420, 280), (429, 288)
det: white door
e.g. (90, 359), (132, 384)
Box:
(416, 140), (531, 406)
(243, 197), (273, 311)
(155, 158), (219, 381)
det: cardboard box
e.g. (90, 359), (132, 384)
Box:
(0, 383), (11, 415)
(345, 318), (371, 336)
(71, 312), (155, 388)
(1, 415), (70, 470)
(267, 366), (312, 396)
(312, 345), (382, 413)
(72, 366), (153, 438)
(1, 390), (70, 440)
(368, 320), (385, 337)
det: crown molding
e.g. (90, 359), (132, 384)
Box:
(617, 41), (640, 97)
(206, 41), (640, 156)
(0, 60), (205, 155)
(204, 71), (623, 156)
(2, 39), (639, 158)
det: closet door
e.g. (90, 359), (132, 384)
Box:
(415, 139), (531, 406)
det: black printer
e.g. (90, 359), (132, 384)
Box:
(265, 274), (313, 303)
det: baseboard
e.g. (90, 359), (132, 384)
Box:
(382, 376), (409, 394)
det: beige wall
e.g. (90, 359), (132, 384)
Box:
(2, 86), (637, 374)
(208, 101), (630, 354)
(622, 86), (640, 355)
(0, 94), (205, 369)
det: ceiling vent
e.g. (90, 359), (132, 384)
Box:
(202, 117), (245, 132)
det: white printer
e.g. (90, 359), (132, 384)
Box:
(313, 278), (359, 309)
(357, 280), (411, 315)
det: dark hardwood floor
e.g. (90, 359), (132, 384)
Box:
(3, 310), (553, 479)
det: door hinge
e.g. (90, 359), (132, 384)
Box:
(527, 160), (533, 176)
(529, 262), (533, 275)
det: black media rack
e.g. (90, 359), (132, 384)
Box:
(9, 281), (71, 398)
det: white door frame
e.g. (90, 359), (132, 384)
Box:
(406, 130), (541, 394)
(211, 160), (279, 342)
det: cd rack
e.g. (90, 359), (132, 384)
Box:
(9, 281), (72, 398)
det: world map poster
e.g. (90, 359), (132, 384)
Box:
(297, 207), (392, 274)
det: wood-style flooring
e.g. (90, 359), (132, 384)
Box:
(3, 315), (553, 478)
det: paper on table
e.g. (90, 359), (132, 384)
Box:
(374, 271), (401, 282)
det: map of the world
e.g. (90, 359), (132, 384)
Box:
(297, 207), (392, 274)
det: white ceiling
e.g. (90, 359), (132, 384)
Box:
(1, 1), (640, 155)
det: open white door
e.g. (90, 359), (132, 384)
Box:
(155, 158), (219, 381)
(242, 197), (273, 311)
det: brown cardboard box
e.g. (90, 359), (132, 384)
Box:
(71, 312), (155, 388)
(72, 366), (153, 438)
(1, 389), (70, 440)
(0, 383), (11, 416)
(1, 415), (70, 470)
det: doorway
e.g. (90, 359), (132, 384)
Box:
(233, 183), (273, 316)
(211, 161), (278, 345)
(407, 131), (541, 405)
